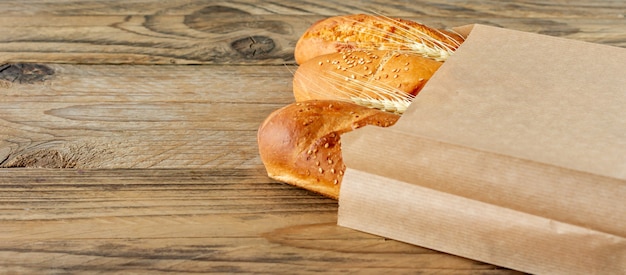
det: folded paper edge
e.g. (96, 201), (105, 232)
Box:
(452, 24), (475, 38)
(340, 126), (626, 238)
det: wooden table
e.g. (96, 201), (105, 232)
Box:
(1, 1), (624, 273)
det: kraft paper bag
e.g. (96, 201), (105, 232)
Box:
(337, 24), (626, 274)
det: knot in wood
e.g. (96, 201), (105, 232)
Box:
(0, 63), (54, 84)
(231, 36), (275, 59)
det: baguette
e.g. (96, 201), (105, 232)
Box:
(257, 100), (399, 199)
(294, 14), (464, 64)
(293, 49), (442, 114)
(258, 15), (464, 199)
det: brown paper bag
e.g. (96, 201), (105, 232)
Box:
(337, 24), (626, 274)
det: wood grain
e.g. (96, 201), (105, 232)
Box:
(2, 0), (624, 17)
(0, 168), (522, 274)
(0, 63), (294, 169)
(0, 1), (624, 65)
(1, 0), (624, 273)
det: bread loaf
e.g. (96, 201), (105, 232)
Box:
(258, 15), (464, 199)
(257, 100), (400, 199)
(294, 14), (464, 64)
(293, 49), (442, 114)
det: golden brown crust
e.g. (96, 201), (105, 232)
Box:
(259, 15), (460, 198)
(257, 100), (400, 199)
(293, 50), (442, 106)
(294, 14), (465, 64)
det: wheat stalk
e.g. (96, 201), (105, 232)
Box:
(291, 14), (463, 113)
(294, 65), (413, 114)
(343, 13), (463, 61)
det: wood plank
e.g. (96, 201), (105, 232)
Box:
(0, 13), (303, 65)
(0, 168), (522, 274)
(2, 0), (624, 18)
(0, 64), (294, 169)
(1, 1), (624, 64)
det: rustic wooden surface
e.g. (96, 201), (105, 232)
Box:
(1, 0), (624, 274)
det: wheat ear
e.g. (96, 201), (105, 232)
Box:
(294, 65), (413, 114)
(344, 14), (463, 61)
